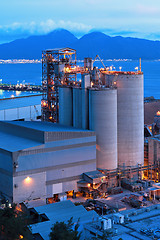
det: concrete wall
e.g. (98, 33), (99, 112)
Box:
(13, 136), (96, 202)
(0, 104), (41, 121)
(13, 172), (46, 203)
(0, 151), (13, 200)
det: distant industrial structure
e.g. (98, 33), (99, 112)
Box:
(144, 100), (160, 181)
(41, 47), (144, 171)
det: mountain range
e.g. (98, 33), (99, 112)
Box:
(0, 29), (160, 60)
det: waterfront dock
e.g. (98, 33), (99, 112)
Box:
(0, 83), (43, 92)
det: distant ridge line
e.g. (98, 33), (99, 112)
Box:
(0, 28), (160, 60)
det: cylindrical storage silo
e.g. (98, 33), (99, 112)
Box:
(59, 87), (73, 126)
(117, 74), (144, 167)
(73, 88), (82, 128)
(89, 88), (117, 169)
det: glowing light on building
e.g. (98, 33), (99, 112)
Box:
(96, 144), (101, 151)
(157, 111), (160, 116)
(24, 176), (32, 185)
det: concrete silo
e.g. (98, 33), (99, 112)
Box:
(73, 74), (90, 129)
(116, 73), (144, 167)
(89, 88), (118, 169)
(59, 87), (73, 126)
(73, 88), (82, 128)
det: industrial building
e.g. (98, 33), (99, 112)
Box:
(84, 204), (160, 240)
(0, 121), (96, 203)
(26, 200), (160, 239)
(0, 94), (41, 121)
(41, 47), (144, 170)
(144, 100), (160, 181)
(0, 48), (146, 204)
(26, 200), (98, 240)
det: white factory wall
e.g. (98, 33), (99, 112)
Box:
(16, 145), (96, 172)
(13, 172), (46, 203)
(89, 88), (118, 169)
(46, 180), (78, 198)
(46, 180), (78, 196)
(0, 104), (41, 121)
(116, 74), (144, 167)
(13, 136), (96, 202)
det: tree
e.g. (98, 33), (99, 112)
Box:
(92, 232), (109, 240)
(49, 217), (81, 240)
(0, 204), (31, 240)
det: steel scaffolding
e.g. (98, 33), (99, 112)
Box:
(41, 48), (77, 122)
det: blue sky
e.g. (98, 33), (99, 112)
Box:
(1, 0), (160, 43)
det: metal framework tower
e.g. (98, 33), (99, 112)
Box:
(41, 48), (77, 122)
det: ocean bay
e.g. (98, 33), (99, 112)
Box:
(0, 60), (160, 98)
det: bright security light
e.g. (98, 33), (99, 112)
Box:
(24, 176), (32, 184)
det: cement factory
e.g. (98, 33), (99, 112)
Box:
(1, 47), (160, 239)
(41, 47), (144, 170)
(1, 47), (160, 205)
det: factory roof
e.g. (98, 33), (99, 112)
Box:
(30, 200), (98, 240)
(34, 200), (74, 214)
(0, 130), (41, 152)
(144, 101), (160, 125)
(0, 121), (95, 152)
(0, 94), (42, 110)
(10, 121), (93, 133)
(83, 170), (105, 179)
(101, 70), (143, 75)
(85, 205), (160, 240)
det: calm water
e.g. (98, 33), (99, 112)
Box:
(0, 61), (160, 98)
(0, 90), (42, 99)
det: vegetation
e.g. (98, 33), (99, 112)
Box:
(49, 217), (81, 240)
(0, 204), (31, 240)
(92, 232), (109, 240)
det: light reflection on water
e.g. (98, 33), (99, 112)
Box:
(0, 90), (42, 99)
(0, 61), (160, 98)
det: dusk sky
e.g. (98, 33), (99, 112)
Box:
(1, 0), (160, 43)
